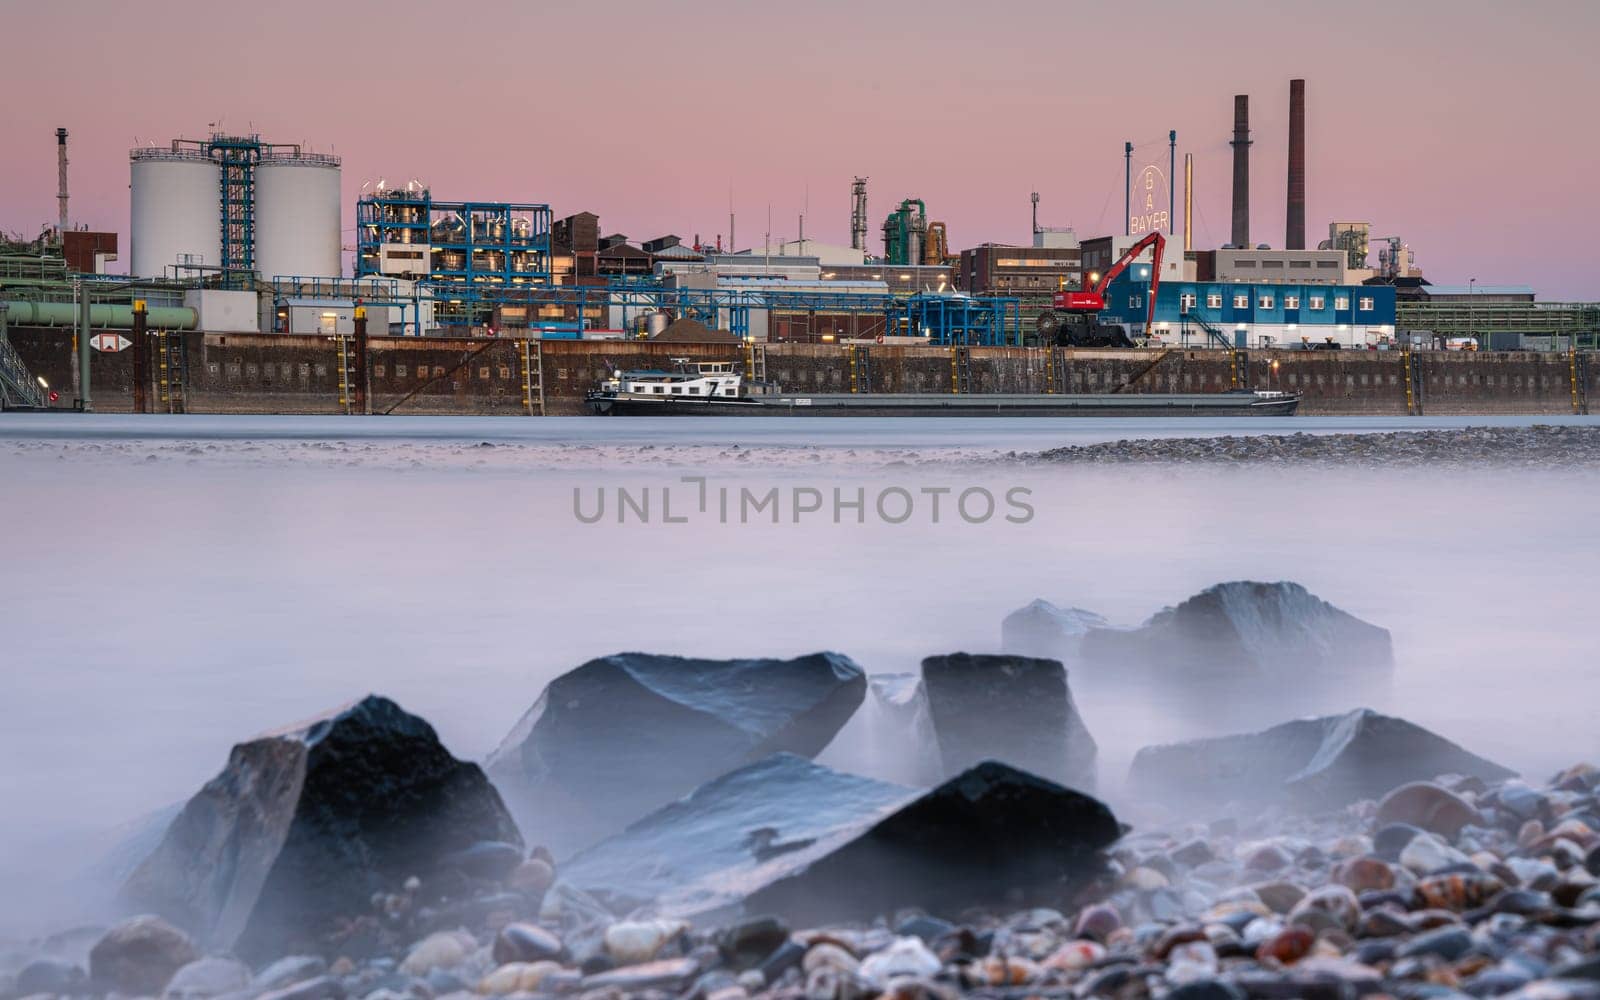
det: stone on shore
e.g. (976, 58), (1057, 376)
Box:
(486, 652), (867, 857)
(1000, 600), (1110, 663)
(120, 695), (522, 961)
(88, 915), (198, 996)
(1128, 708), (1515, 811)
(920, 653), (1098, 790)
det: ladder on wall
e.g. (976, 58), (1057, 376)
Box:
(333, 335), (354, 415)
(1571, 348), (1590, 416)
(1229, 349), (1251, 390)
(156, 331), (187, 414)
(1402, 349), (1425, 415)
(745, 341), (768, 383)
(846, 345), (873, 393)
(522, 338), (544, 415)
(949, 346), (972, 394)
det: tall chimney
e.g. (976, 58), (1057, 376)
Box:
(1287, 79), (1306, 250)
(56, 127), (69, 238)
(1230, 96), (1251, 248)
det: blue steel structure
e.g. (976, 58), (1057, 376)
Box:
(355, 190), (552, 326)
(208, 136), (262, 274)
(271, 274), (1021, 344)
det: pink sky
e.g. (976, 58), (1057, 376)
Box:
(2, 0), (1596, 298)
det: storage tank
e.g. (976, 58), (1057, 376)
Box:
(130, 150), (222, 278)
(254, 155), (342, 279)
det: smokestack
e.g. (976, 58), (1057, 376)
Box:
(1287, 79), (1306, 250)
(56, 127), (69, 238)
(1184, 153), (1193, 252)
(1230, 96), (1251, 248)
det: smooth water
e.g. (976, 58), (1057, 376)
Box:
(1, 414), (1596, 933)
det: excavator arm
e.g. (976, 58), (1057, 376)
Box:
(1053, 230), (1166, 337)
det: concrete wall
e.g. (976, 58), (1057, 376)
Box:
(7, 327), (1592, 418)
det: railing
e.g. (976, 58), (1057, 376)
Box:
(0, 335), (46, 408)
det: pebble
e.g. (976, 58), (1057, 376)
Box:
(16, 958), (87, 997)
(1401, 832), (1473, 874)
(88, 915), (199, 997)
(507, 858), (556, 897)
(603, 918), (689, 965)
(491, 922), (564, 965)
(163, 956), (251, 999)
(399, 929), (477, 976)
(1378, 782), (1484, 838)
(858, 937), (941, 986)
(476, 960), (562, 995)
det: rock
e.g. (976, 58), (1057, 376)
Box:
(476, 960), (562, 995)
(858, 937), (941, 986)
(718, 916), (790, 970)
(89, 915), (199, 996)
(1374, 823), (1426, 861)
(1166, 980), (1247, 1000)
(122, 696), (521, 961)
(999, 600), (1109, 662)
(491, 922), (564, 965)
(815, 673), (944, 788)
(255, 974), (345, 1000)
(741, 761), (1121, 926)
(1172, 839), (1216, 867)
(1128, 708), (1515, 812)
(1400, 833), (1471, 874)
(920, 653), (1098, 790)
(163, 957), (251, 999)
(580, 956), (701, 993)
(1335, 856), (1396, 893)
(506, 859), (555, 898)
(1073, 903), (1122, 942)
(603, 919), (688, 965)
(16, 958), (87, 996)
(486, 652), (867, 856)
(252, 955), (328, 991)
(1077, 581), (1394, 718)
(1377, 782), (1484, 838)
(1287, 885), (1361, 932)
(1398, 925), (1474, 961)
(559, 753), (913, 917)
(400, 930), (478, 976)
(1257, 925), (1315, 965)
(440, 841), (524, 881)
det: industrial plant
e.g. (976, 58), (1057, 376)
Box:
(1, 79), (1595, 416)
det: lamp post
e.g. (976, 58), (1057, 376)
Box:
(1468, 277), (1477, 350)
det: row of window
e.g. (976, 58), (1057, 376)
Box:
(1172, 293), (1375, 312)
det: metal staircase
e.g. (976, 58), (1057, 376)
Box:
(1402, 349), (1425, 415)
(1188, 312), (1234, 350)
(522, 338), (544, 415)
(0, 334), (46, 410)
(1571, 348), (1589, 416)
(846, 344), (873, 393)
(1229, 349), (1251, 390)
(156, 331), (187, 413)
(745, 341), (768, 383)
(949, 346), (973, 394)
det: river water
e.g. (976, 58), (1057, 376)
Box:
(1, 413), (1596, 932)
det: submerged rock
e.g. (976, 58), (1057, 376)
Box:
(1079, 581), (1393, 719)
(815, 673), (943, 787)
(1128, 708), (1515, 812)
(89, 915), (198, 996)
(121, 695), (521, 961)
(742, 760), (1121, 926)
(559, 753), (914, 917)
(1000, 600), (1110, 663)
(486, 651), (867, 856)
(920, 653), (1098, 790)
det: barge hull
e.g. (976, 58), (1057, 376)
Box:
(589, 392), (1300, 417)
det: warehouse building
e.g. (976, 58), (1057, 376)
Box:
(1100, 272), (1398, 348)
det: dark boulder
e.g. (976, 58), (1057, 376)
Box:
(920, 653), (1098, 790)
(486, 652), (867, 857)
(1079, 581), (1393, 720)
(561, 756), (1120, 927)
(1000, 600), (1110, 662)
(1128, 708), (1516, 812)
(121, 696), (521, 962)
(559, 753), (914, 918)
(744, 761), (1122, 925)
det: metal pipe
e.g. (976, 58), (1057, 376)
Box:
(3, 301), (198, 329)
(1230, 95), (1252, 248)
(1184, 153), (1194, 253)
(131, 300), (149, 414)
(56, 127), (69, 238)
(77, 284), (92, 411)
(1287, 79), (1306, 250)
(1168, 130), (1176, 238)
(1124, 142), (1133, 236)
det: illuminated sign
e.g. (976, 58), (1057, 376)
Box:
(1129, 164), (1171, 235)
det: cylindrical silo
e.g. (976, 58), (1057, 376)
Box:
(254, 155), (342, 279)
(130, 150), (222, 278)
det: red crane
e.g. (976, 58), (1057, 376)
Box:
(1051, 230), (1166, 338)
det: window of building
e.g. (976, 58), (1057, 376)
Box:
(1335, 296), (1350, 310)
(1262, 260), (1284, 269)
(1317, 260), (1340, 269)
(1284, 295), (1300, 310)
(1359, 296), (1374, 311)
(1290, 260), (1312, 269)
(687, 386), (699, 395)
(1309, 296), (1325, 310)
(498, 365), (511, 379)
(1232, 259), (1257, 268)
(671, 386), (683, 394)
(1129, 294), (1143, 308)
(653, 385), (665, 394)
(1179, 293), (1196, 312)
(479, 366), (491, 380)
(373, 365), (385, 378)
(1233, 294), (1249, 309)
(1258, 295), (1275, 309)
(1207, 293), (1223, 309)
(395, 365), (407, 377)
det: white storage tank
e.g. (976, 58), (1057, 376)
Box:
(254, 155), (342, 279)
(130, 150), (222, 278)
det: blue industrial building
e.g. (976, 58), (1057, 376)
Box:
(1102, 267), (1398, 348)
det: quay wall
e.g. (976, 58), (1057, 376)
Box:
(7, 329), (1592, 417)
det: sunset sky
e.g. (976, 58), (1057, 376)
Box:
(2, 0), (1595, 297)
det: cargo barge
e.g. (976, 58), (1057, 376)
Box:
(585, 361), (1301, 417)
